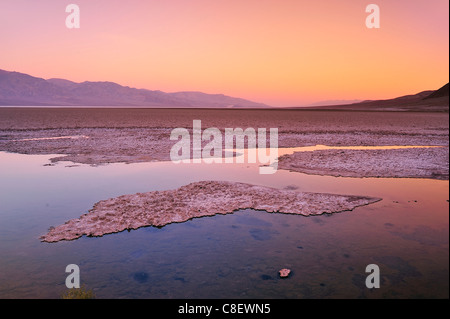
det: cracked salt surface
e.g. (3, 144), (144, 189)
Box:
(277, 145), (448, 180)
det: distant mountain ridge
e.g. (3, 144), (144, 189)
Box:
(423, 83), (449, 100)
(1, 69), (448, 111)
(0, 69), (270, 108)
(304, 99), (363, 107)
(300, 83), (449, 112)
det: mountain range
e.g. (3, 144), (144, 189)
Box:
(0, 69), (448, 111)
(299, 83), (448, 112)
(0, 69), (269, 108)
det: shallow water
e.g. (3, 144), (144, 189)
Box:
(0, 150), (448, 299)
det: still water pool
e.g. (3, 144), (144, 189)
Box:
(0, 150), (448, 298)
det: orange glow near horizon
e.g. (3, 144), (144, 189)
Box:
(0, 0), (448, 106)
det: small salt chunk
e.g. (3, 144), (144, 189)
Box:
(279, 268), (291, 278)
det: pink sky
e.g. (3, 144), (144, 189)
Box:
(0, 0), (448, 106)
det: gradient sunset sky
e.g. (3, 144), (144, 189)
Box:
(1, 0), (448, 106)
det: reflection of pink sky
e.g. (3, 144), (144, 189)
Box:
(1, 149), (448, 205)
(0, 150), (448, 244)
(0, 0), (448, 106)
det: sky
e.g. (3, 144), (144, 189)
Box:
(0, 0), (448, 106)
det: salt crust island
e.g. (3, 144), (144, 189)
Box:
(278, 147), (449, 180)
(41, 181), (381, 243)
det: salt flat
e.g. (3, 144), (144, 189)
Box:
(1, 107), (448, 243)
(0, 108), (448, 169)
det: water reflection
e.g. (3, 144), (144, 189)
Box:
(0, 151), (448, 298)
